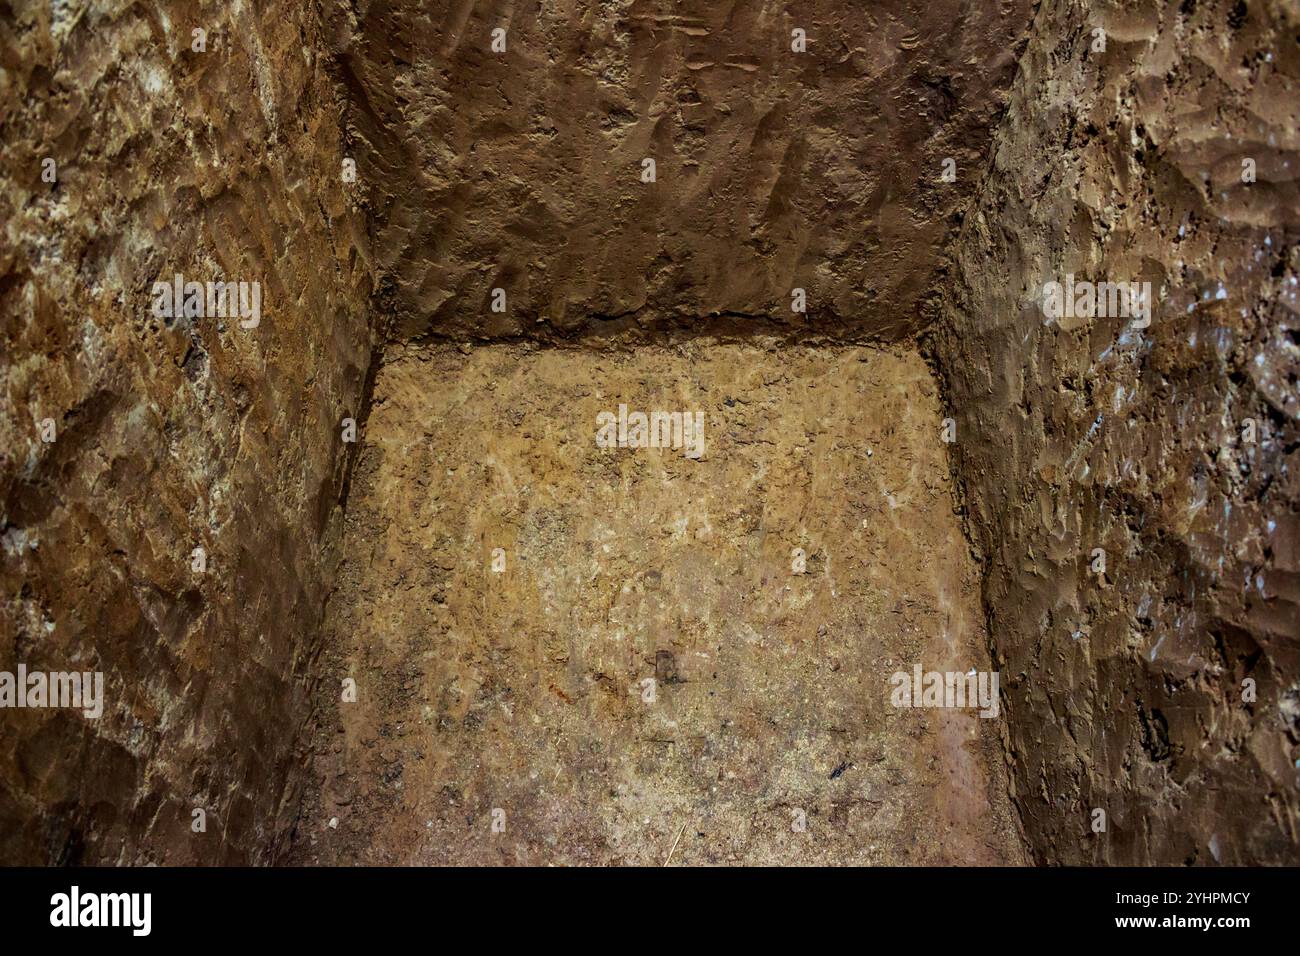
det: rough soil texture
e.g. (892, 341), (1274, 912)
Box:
(6, 0), (1298, 870)
(292, 342), (1024, 865)
(929, 0), (1300, 864)
(0, 1), (375, 863)
(331, 0), (1034, 342)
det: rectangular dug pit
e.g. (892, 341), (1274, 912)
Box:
(296, 340), (1022, 865)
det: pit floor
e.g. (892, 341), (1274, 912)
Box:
(291, 340), (1025, 865)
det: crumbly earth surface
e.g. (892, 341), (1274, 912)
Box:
(931, 0), (1300, 865)
(0, 0), (375, 864)
(332, 0), (1036, 341)
(292, 341), (1024, 865)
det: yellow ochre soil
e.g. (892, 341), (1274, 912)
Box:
(292, 340), (1024, 865)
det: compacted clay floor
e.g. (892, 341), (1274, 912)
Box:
(292, 340), (1024, 865)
